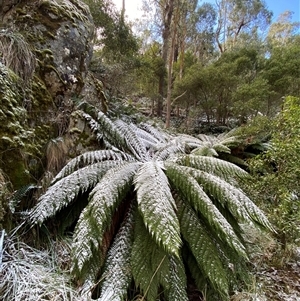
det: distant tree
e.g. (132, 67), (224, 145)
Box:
(267, 11), (300, 47)
(83, 0), (139, 61)
(263, 35), (300, 111)
(214, 0), (272, 52)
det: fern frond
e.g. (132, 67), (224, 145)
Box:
(153, 139), (185, 161)
(190, 169), (273, 230)
(165, 163), (248, 259)
(167, 254), (189, 301)
(134, 161), (181, 255)
(9, 184), (37, 213)
(139, 123), (169, 142)
(52, 150), (135, 184)
(213, 143), (232, 154)
(98, 205), (134, 301)
(29, 162), (124, 225)
(176, 154), (248, 183)
(176, 133), (203, 150)
(82, 112), (103, 142)
(115, 119), (149, 162)
(96, 111), (127, 150)
(191, 143), (219, 157)
(129, 123), (160, 145)
(72, 162), (140, 281)
(178, 200), (229, 300)
(218, 153), (248, 168)
(131, 215), (168, 301)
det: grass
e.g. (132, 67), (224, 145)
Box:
(0, 231), (80, 301)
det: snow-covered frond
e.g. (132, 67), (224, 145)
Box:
(186, 168), (255, 225)
(153, 139), (185, 161)
(72, 162), (140, 281)
(176, 133), (203, 149)
(115, 119), (149, 162)
(196, 134), (215, 143)
(51, 150), (135, 184)
(213, 143), (232, 154)
(134, 161), (181, 255)
(175, 154), (248, 183)
(129, 123), (160, 145)
(139, 122), (170, 142)
(82, 112), (99, 133)
(191, 168), (273, 231)
(131, 215), (169, 301)
(192, 134), (233, 155)
(96, 111), (127, 150)
(165, 162), (248, 259)
(167, 255), (189, 301)
(178, 201), (229, 300)
(98, 205), (134, 301)
(28, 161), (124, 226)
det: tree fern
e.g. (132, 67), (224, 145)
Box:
(25, 106), (273, 300)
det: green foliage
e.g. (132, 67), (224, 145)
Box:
(26, 106), (273, 300)
(82, 0), (139, 62)
(248, 96), (300, 247)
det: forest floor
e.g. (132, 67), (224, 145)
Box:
(231, 231), (300, 301)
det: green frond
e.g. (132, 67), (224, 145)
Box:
(115, 119), (149, 162)
(9, 184), (37, 213)
(165, 163), (248, 259)
(29, 162), (124, 225)
(52, 150), (134, 184)
(72, 162), (140, 281)
(189, 169), (253, 223)
(184, 252), (223, 301)
(178, 201), (229, 300)
(218, 153), (248, 168)
(167, 255), (189, 301)
(175, 154), (248, 183)
(134, 161), (181, 255)
(190, 169), (273, 230)
(98, 205), (134, 301)
(131, 215), (169, 301)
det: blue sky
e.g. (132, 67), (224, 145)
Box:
(265, 0), (300, 22)
(113, 0), (300, 24)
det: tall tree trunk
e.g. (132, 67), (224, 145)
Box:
(165, 32), (176, 128)
(166, 4), (179, 128)
(157, 0), (174, 117)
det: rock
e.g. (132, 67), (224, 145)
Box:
(0, 0), (96, 189)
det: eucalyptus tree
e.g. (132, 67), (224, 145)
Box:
(27, 106), (273, 300)
(267, 10), (300, 47)
(214, 0), (272, 53)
